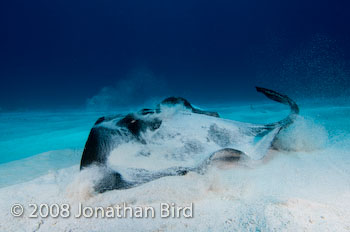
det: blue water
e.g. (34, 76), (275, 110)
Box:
(0, 111), (99, 164)
(1, 0), (350, 111)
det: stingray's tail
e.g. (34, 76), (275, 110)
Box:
(256, 87), (299, 115)
(254, 87), (299, 133)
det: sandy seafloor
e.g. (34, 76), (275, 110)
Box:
(0, 101), (350, 232)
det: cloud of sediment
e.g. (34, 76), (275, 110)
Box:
(86, 68), (167, 111)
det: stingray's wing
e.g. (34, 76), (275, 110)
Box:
(94, 148), (248, 193)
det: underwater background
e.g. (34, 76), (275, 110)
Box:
(1, 0), (350, 111)
(1, 0), (350, 231)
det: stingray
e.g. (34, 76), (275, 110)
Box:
(80, 87), (299, 193)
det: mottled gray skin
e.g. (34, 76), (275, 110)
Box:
(80, 87), (299, 193)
